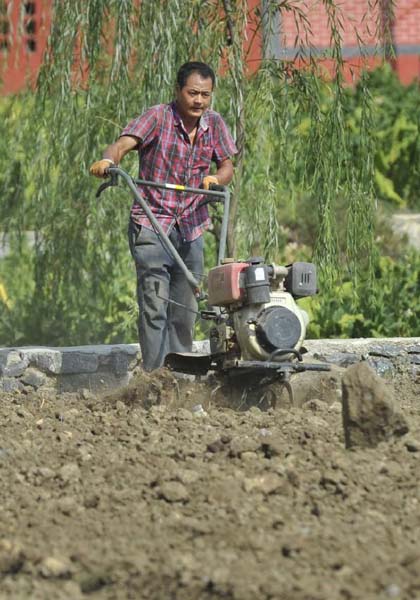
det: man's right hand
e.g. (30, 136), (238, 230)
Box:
(89, 159), (114, 178)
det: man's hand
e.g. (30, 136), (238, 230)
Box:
(202, 175), (219, 190)
(89, 159), (114, 179)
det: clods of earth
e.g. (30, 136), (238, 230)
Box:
(0, 362), (419, 599)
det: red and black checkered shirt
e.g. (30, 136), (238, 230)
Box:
(120, 102), (237, 241)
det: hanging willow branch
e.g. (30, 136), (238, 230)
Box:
(0, 0), (387, 345)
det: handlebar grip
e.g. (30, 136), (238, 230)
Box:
(95, 171), (119, 198)
(208, 183), (226, 192)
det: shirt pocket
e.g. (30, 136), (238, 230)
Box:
(191, 145), (213, 171)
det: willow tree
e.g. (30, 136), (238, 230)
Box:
(0, 0), (395, 345)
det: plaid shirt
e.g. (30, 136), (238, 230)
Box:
(120, 102), (237, 241)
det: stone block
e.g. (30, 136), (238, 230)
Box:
(20, 367), (47, 389)
(369, 343), (404, 358)
(60, 351), (99, 375)
(312, 351), (359, 368)
(407, 344), (420, 354)
(110, 351), (130, 376)
(26, 349), (63, 375)
(366, 356), (394, 377)
(0, 350), (29, 377)
(341, 361), (409, 449)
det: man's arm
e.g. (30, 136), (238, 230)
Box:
(202, 158), (234, 190)
(89, 135), (139, 178)
(215, 158), (234, 185)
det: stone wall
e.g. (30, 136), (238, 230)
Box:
(0, 338), (419, 394)
(0, 344), (140, 394)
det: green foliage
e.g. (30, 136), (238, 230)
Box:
(0, 1), (416, 346)
(0, 239), (35, 345)
(351, 65), (420, 210)
(305, 250), (420, 339)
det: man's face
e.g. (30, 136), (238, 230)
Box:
(175, 72), (213, 122)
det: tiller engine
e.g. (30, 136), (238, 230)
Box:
(166, 258), (329, 380)
(209, 258), (314, 362)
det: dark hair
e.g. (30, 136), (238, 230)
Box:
(176, 62), (215, 89)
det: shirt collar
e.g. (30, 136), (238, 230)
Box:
(170, 101), (209, 132)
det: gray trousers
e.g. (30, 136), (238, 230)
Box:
(128, 220), (204, 371)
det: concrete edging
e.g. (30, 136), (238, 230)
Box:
(0, 337), (419, 394)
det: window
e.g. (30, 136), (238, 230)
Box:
(23, 1), (37, 53)
(26, 38), (36, 52)
(25, 18), (36, 34)
(0, 0), (39, 56)
(24, 2), (36, 16)
(0, 0), (8, 53)
(0, 19), (9, 35)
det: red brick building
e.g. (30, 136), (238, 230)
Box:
(276, 0), (420, 84)
(0, 0), (419, 95)
(0, 0), (50, 94)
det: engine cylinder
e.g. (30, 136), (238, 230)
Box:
(256, 306), (302, 352)
(232, 290), (308, 361)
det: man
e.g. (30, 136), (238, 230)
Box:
(90, 61), (237, 370)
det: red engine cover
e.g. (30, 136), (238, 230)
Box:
(207, 262), (248, 306)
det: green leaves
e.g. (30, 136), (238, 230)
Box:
(353, 65), (420, 210)
(307, 252), (420, 339)
(0, 2), (416, 345)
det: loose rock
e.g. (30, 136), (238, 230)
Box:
(0, 540), (25, 574)
(39, 555), (72, 579)
(341, 362), (409, 448)
(158, 481), (189, 503)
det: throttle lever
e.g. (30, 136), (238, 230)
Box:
(208, 183), (226, 192)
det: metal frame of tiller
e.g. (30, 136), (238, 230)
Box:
(96, 166), (230, 291)
(96, 167), (330, 382)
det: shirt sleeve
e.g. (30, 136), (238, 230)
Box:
(120, 105), (161, 147)
(211, 113), (238, 167)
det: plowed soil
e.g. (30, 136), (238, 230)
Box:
(0, 367), (419, 600)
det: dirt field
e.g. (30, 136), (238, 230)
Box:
(0, 366), (419, 600)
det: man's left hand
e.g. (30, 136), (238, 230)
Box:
(202, 175), (219, 190)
